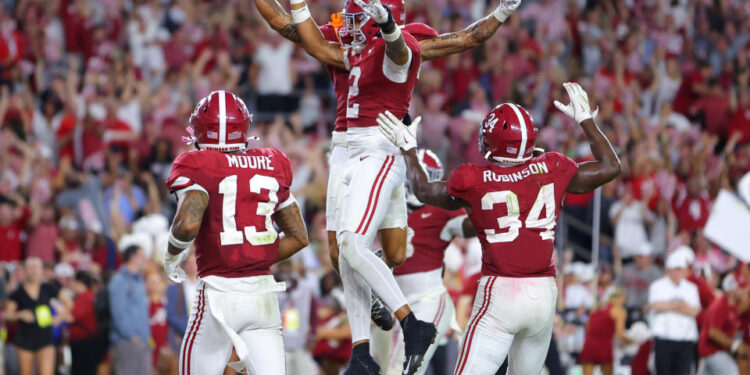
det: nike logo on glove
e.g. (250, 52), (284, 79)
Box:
(360, 156), (370, 161)
(421, 213), (432, 219)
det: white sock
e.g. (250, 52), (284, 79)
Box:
(340, 231), (408, 311)
(340, 256), (372, 343)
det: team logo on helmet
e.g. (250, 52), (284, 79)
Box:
(482, 113), (499, 134)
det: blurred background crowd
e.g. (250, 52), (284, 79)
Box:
(1, 0), (750, 374)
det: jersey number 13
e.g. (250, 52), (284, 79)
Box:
(218, 175), (279, 246)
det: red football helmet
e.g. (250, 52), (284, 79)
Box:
(188, 91), (252, 152)
(478, 103), (538, 164)
(406, 148), (443, 207)
(339, 0), (405, 49)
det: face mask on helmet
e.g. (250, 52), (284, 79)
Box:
(338, 11), (370, 49)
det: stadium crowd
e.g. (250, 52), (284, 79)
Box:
(1, 0), (750, 374)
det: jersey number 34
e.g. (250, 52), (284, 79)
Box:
(481, 183), (556, 243)
(218, 175), (279, 246)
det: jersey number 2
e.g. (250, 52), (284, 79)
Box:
(346, 66), (361, 119)
(481, 183), (556, 243)
(218, 175), (279, 246)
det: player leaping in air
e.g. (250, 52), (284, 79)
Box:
(377, 82), (622, 375)
(163, 91), (309, 375)
(254, 0), (522, 335)
(260, 0), (525, 373)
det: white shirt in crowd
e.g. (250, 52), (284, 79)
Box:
(648, 276), (701, 342)
(610, 200), (654, 258)
(565, 283), (595, 310)
(254, 41), (294, 95)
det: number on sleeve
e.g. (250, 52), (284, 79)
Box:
(346, 66), (361, 119)
(480, 183), (556, 243)
(218, 174), (280, 246)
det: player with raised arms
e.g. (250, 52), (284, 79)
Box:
(254, 0), (522, 333)
(163, 91), (309, 375)
(377, 82), (622, 374)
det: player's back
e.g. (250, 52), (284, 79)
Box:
(167, 148), (294, 278)
(446, 152), (578, 277)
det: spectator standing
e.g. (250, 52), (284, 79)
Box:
(4, 257), (63, 375)
(579, 288), (633, 375)
(697, 275), (750, 375)
(276, 261), (319, 375)
(609, 187), (654, 259)
(648, 251), (701, 375)
(67, 271), (99, 375)
(616, 245), (661, 324)
(251, 32), (296, 116)
(146, 271), (170, 374)
(107, 246), (151, 375)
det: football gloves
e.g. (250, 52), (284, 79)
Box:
(494, 0), (521, 22)
(354, 0), (390, 25)
(377, 111), (420, 152)
(554, 82), (598, 124)
(163, 251), (189, 283)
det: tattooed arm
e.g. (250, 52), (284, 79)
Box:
(287, 1), (348, 69)
(167, 190), (208, 256)
(420, 16), (501, 61)
(419, 0), (520, 61)
(254, 0), (301, 43)
(272, 202), (310, 262)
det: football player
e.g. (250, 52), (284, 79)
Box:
(375, 148), (476, 375)
(254, 0), (521, 332)
(377, 82), (622, 374)
(163, 91), (309, 375)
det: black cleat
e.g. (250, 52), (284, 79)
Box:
(344, 344), (381, 375)
(370, 248), (394, 331)
(401, 314), (437, 375)
(371, 293), (394, 331)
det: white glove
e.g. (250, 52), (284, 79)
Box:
(376, 111), (420, 151)
(553, 82), (597, 124)
(494, 0), (521, 22)
(354, 0), (389, 24)
(163, 251), (189, 283)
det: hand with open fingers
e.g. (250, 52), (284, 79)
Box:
(554, 82), (597, 124)
(163, 251), (189, 283)
(354, 0), (389, 24)
(377, 111), (419, 151)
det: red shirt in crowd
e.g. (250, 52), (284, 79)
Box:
(687, 273), (716, 329)
(673, 69), (705, 116)
(150, 300), (168, 365)
(730, 106), (750, 146)
(699, 295), (740, 358)
(69, 290), (98, 341)
(672, 189), (710, 233)
(0, 207), (30, 262)
(692, 94), (731, 137)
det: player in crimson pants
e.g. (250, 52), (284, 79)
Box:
(163, 91), (310, 375)
(377, 82), (622, 374)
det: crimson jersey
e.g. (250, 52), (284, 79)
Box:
(394, 205), (467, 275)
(446, 152), (578, 277)
(320, 24), (349, 133)
(345, 32), (421, 128)
(166, 148), (293, 278)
